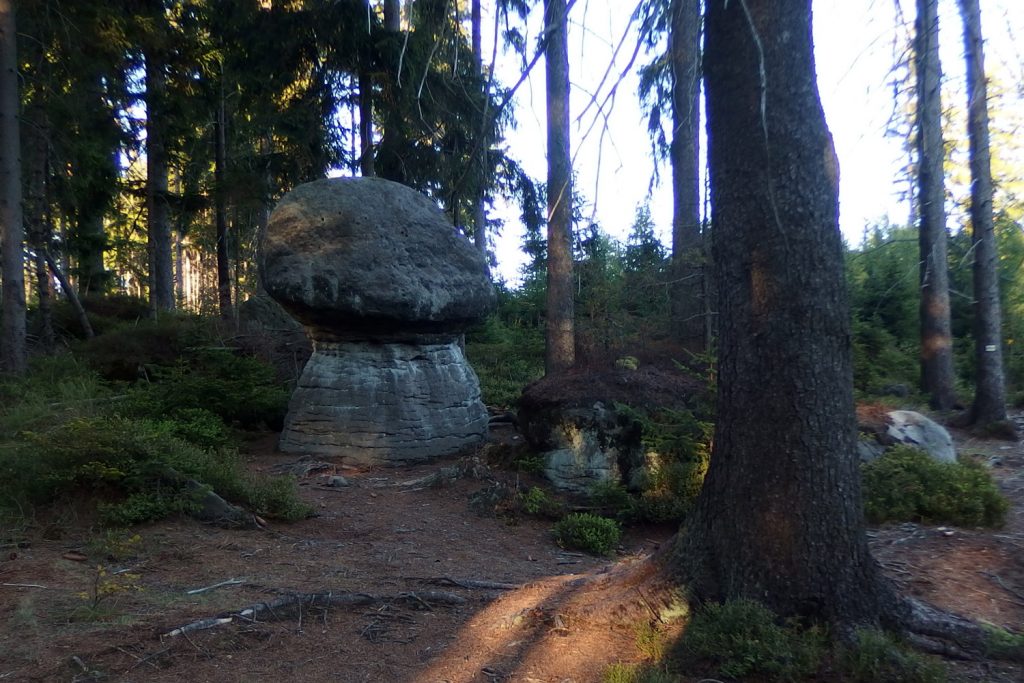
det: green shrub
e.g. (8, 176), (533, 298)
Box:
(518, 486), (562, 518)
(601, 663), (675, 683)
(127, 349), (289, 429)
(862, 445), (1008, 527)
(984, 625), (1024, 660)
(552, 512), (621, 556)
(0, 414), (310, 525)
(611, 405), (712, 524)
(76, 315), (214, 381)
(838, 629), (947, 683)
(465, 315), (544, 407)
(675, 599), (826, 680)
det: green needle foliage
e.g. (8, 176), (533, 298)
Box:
(0, 347), (307, 528)
(553, 512), (622, 556)
(861, 446), (1008, 527)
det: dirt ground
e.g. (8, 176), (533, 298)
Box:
(2, 419), (1023, 683)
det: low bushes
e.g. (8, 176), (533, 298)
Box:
(862, 445), (1008, 527)
(0, 329), (308, 528)
(553, 512), (622, 556)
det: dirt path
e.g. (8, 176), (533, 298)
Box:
(1, 423), (1023, 682)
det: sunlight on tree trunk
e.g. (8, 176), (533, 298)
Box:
(915, 0), (957, 410)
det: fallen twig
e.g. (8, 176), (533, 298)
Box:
(163, 589), (465, 638)
(427, 577), (520, 591)
(186, 578), (246, 595)
(1, 583), (48, 589)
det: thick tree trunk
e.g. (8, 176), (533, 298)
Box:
(669, 0), (897, 626)
(915, 0), (957, 410)
(668, 0), (703, 352)
(0, 0), (26, 375)
(145, 35), (175, 314)
(958, 0), (1007, 427)
(215, 81), (233, 320)
(543, 0), (574, 375)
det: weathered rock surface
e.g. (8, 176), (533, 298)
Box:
(260, 176), (495, 340)
(260, 177), (494, 463)
(279, 341), (489, 463)
(884, 410), (957, 463)
(518, 365), (706, 492)
(856, 407), (957, 464)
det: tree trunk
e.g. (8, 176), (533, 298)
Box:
(915, 0), (956, 410)
(215, 77), (233, 320)
(23, 105), (54, 352)
(668, 0), (704, 352)
(543, 0), (574, 375)
(0, 0), (26, 375)
(43, 250), (93, 339)
(669, 0), (898, 626)
(377, 0), (406, 183)
(470, 0), (488, 260)
(145, 29), (175, 314)
(958, 0), (1007, 427)
(358, 0), (375, 177)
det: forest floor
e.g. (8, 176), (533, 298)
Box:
(2, 419), (1023, 683)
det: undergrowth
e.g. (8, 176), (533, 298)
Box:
(0, 322), (308, 528)
(552, 512), (621, 556)
(861, 445), (1008, 527)
(673, 599), (827, 680)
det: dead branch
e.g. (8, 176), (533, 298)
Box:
(426, 577), (520, 590)
(162, 589), (466, 638)
(185, 578), (245, 595)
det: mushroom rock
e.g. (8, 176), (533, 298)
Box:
(259, 177), (495, 463)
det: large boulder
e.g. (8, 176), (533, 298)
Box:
(856, 406), (957, 464)
(260, 177), (495, 340)
(518, 364), (707, 492)
(259, 177), (495, 463)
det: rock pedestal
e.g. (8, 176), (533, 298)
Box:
(259, 177), (495, 463)
(279, 340), (489, 463)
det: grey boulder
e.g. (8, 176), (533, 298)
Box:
(259, 176), (495, 339)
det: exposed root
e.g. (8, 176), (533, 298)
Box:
(899, 596), (1016, 661)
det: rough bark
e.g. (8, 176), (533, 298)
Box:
(669, 0), (898, 626)
(958, 0), (1008, 427)
(145, 19), (175, 314)
(215, 80), (233, 320)
(668, 0), (704, 352)
(23, 106), (54, 352)
(358, 0), (375, 177)
(0, 0), (25, 375)
(543, 0), (574, 375)
(377, 0), (406, 183)
(471, 0), (488, 260)
(43, 251), (93, 340)
(915, 0), (956, 410)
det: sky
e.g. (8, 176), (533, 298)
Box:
(484, 0), (1024, 285)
